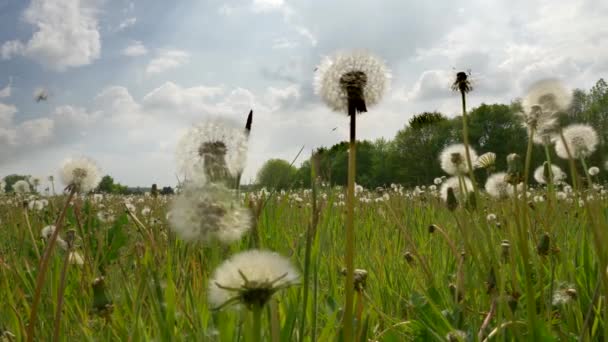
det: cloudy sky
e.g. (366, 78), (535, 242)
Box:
(1, 0), (607, 187)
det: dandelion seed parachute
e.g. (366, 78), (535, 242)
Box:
(168, 182), (251, 244)
(176, 119), (248, 185)
(555, 124), (598, 159)
(60, 157), (101, 193)
(208, 249), (299, 309)
(440, 144), (478, 176)
(314, 51), (391, 113)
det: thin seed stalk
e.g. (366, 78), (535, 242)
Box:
(460, 90), (479, 195)
(343, 103), (357, 342)
(27, 187), (77, 342)
(523, 127), (536, 189)
(23, 207), (41, 259)
(543, 144), (556, 202)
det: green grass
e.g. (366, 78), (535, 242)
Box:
(0, 183), (607, 341)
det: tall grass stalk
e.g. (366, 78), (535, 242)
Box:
(26, 187), (77, 342)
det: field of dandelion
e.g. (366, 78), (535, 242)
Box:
(1, 178), (607, 341)
(1, 52), (608, 342)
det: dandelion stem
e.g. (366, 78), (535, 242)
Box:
(523, 127), (535, 189)
(250, 304), (263, 342)
(460, 90), (479, 196)
(26, 187), (77, 342)
(343, 101), (357, 342)
(52, 241), (72, 342)
(23, 206), (40, 259)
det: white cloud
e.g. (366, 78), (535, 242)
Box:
(252, 0), (285, 12)
(0, 103), (17, 126)
(406, 70), (452, 101)
(116, 17), (137, 31)
(145, 49), (190, 75)
(17, 118), (54, 145)
(0, 79), (12, 98)
(1, 0), (101, 71)
(122, 41), (148, 57)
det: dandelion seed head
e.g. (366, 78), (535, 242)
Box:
(13, 180), (31, 194)
(440, 144), (478, 175)
(555, 124), (598, 159)
(533, 164), (565, 184)
(440, 176), (473, 202)
(176, 119), (248, 184)
(589, 166), (600, 176)
(485, 172), (517, 199)
(208, 250), (299, 309)
(314, 51), (391, 112)
(169, 183), (251, 244)
(60, 157), (101, 193)
(521, 79), (571, 133)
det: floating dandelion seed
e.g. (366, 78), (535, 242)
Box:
(555, 124), (598, 159)
(314, 51), (390, 113)
(176, 119), (248, 184)
(60, 157), (101, 193)
(474, 152), (496, 169)
(533, 163), (565, 184)
(440, 144), (478, 176)
(169, 182), (251, 244)
(208, 250), (299, 310)
(13, 180), (31, 194)
(440, 176), (473, 202)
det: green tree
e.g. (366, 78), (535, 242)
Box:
(2, 174), (31, 193)
(97, 175), (115, 193)
(256, 159), (297, 190)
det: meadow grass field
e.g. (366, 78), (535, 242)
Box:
(1, 177), (607, 341)
(1, 55), (607, 342)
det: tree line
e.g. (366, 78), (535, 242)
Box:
(257, 79), (608, 189)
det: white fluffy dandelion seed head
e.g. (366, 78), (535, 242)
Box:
(176, 119), (248, 184)
(555, 124), (598, 159)
(486, 213), (497, 222)
(589, 166), (600, 176)
(433, 177), (443, 185)
(208, 249), (299, 309)
(533, 164), (565, 184)
(485, 172), (513, 199)
(440, 176), (473, 201)
(13, 180), (31, 194)
(314, 51), (391, 112)
(440, 144), (478, 175)
(474, 152), (496, 169)
(522, 79), (572, 118)
(169, 183), (251, 244)
(60, 157), (101, 193)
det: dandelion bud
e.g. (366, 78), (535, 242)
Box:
(151, 184), (158, 198)
(506, 153), (521, 174)
(403, 251), (415, 264)
(446, 187), (458, 211)
(501, 240), (510, 262)
(92, 276), (113, 319)
(507, 292), (520, 313)
(446, 330), (467, 342)
(428, 224), (437, 234)
(537, 232), (550, 256)
(341, 268), (368, 291)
